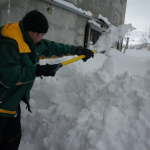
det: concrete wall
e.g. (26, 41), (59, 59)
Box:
(0, 0), (127, 46)
(63, 0), (127, 26)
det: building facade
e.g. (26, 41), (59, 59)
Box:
(0, 0), (127, 47)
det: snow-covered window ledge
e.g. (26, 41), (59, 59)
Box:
(84, 20), (108, 48)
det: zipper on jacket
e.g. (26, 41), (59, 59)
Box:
(0, 81), (10, 88)
(0, 88), (9, 104)
(9, 132), (21, 143)
(35, 44), (42, 55)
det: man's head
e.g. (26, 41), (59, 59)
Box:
(23, 10), (49, 43)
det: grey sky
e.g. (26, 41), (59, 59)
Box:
(125, 0), (150, 32)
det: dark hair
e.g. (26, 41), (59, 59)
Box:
(23, 10), (49, 33)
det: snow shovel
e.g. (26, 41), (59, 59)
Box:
(51, 50), (106, 73)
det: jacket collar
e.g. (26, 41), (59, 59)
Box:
(19, 20), (38, 51)
(1, 21), (37, 53)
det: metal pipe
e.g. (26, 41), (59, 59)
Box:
(43, 0), (107, 26)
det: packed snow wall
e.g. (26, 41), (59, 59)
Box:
(0, 0), (127, 46)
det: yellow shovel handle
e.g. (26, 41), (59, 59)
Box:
(62, 50), (97, 66)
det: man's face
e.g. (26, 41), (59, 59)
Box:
(32, 33), (45, 44)
(28, 31), (45, 44)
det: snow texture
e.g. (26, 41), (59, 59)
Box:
(98, 14), (111, 25)
(88, 19), (101, 28)
(93, 24), (135, 52)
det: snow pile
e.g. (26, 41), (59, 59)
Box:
(93, 24), (135, 52)
(19, 23), (150, 150)
(105, 49), (150, 74)
(20, 51), (150, 150)
(65, 70), (150, 150)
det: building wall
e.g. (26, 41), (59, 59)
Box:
(0, 0), (127, 46)
(64, 0), (127, 26)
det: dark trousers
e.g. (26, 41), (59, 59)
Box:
(0, 106), (21, 150)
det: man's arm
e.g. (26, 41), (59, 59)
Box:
(40, 39), (94, 62)
(41, 39), (79, 58)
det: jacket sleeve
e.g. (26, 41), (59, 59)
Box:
(40, 39), (79, 58)
(0, 43), (37, 88)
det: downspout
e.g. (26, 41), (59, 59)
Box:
(43, 0), (108, 27)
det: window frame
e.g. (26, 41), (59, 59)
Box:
(84, 20), (108, 48)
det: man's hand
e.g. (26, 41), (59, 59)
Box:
(36, 64), (61, 77)
(76, 47), (94, 62)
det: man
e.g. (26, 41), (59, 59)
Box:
(0, 10), (94, 150)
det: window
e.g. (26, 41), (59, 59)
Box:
(84, 19), (123, 51)
(84, 20), (108, 48)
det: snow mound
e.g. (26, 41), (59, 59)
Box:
(65, 71), (150, 150)
(20, 54), (150, 150)
(94, 24), (135, 52)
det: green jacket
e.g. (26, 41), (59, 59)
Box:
(0, 21), (78, 117)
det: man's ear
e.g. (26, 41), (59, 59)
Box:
(32, 32), (39, 36)
(27, 31), (35, 36)
(32, 32), (37, 36)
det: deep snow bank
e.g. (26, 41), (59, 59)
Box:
(20, 52), (150, 150)
(64, 70), (150, 150)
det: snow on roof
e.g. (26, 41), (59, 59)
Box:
(54, 0), (92, 17)
(98, 14), (111, 25)
(51, 0), (117, 26)
(88, 19), (101, 28)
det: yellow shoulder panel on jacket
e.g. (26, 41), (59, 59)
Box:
(2, 22), (31, 53)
